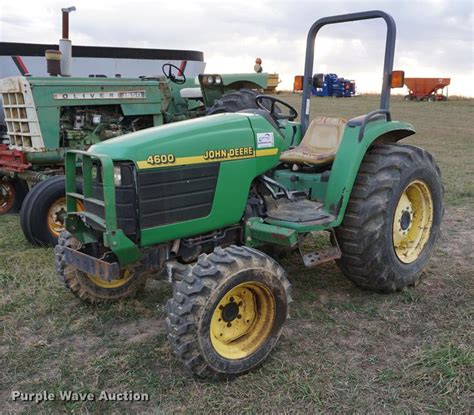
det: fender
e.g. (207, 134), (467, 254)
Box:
(199, 73), (269, 107)
(220, 73), (269, 90)
(324, 119), (415, 226)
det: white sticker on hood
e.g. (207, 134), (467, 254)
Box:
(256, 132), (274, 148)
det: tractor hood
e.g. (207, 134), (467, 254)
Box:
(88, 113), (280, 170)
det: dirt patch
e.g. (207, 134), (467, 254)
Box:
(435, 206), (474, 263)
(59, 333), (102, 350)
(114, 318), (165, 344)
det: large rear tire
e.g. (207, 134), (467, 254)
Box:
(335, 144), (443, 293)
(166, 245), (291, 378)
(0, 177), (29, 214)
(55, 231), (147, 303)
(206, 89), (270, 114)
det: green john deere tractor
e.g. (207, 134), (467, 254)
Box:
(57, 11), (443, 378)
(0, 67), (270, 245)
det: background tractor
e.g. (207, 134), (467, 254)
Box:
(311, 73), (356, 97)
(57, 11), (443, 378)
(0, 69), (272, 245)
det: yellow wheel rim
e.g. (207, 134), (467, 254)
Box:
(210, 281), (276, 360)
(393, 180), (433, 263)
(47, 197), (84, 237)
(87, 269), (133, 289)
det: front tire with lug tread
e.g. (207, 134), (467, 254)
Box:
(55, 231), (147, 303)
(165, 245), (291, 378)
(335, 143), (443, 293)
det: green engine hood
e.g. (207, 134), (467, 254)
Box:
(84, 112), (283, 247)
(88, 113), (279, 169)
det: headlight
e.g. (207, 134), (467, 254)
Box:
(206, 75), (214, 84)
(214, 75), (222, 85)
(113, 165), (122, 186)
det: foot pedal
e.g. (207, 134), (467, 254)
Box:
(301, 246), (341, 267)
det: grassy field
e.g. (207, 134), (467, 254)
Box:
(1, 95), (473, 413)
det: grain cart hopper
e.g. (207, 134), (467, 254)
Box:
(0, 69), (272, 246)
(58, 11), (443, 378)
(404, 77), (450, 101)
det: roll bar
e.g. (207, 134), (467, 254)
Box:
(301, 10), (397, 133)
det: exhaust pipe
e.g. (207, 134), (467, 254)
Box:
(59, 6), (76, 77)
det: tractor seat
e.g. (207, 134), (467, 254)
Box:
(280, 116), (347, 165)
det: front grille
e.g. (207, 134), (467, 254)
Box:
(82, 162), (219, 239)
(84, 162), (139, 241)
(137, 163), (219, 228)
(0, 77), (43, 149)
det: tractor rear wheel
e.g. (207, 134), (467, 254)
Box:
(55, 231), (147, 303)
(206, 89), (271, 114)
(0, 176), (28, 214)
(335, 143), (443, 293)
(165, 245), (291, 378)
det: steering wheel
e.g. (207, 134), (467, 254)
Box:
(161, 63), (186, 84)
(256, 95), (298, 121)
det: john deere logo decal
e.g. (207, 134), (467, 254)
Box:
(137, 147), (278, 169)
(203, 146), (254, 160)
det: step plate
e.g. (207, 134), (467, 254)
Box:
(302, 246), (341, 267)
(266, 199), (329, 223)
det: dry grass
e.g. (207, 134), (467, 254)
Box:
(1, 95), (473, 413)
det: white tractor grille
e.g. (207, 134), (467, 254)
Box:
(0, 77), (43, 150)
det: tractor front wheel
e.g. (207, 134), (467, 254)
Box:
(55, 231), (147, 303)
(0, 177), (29, 214)
(166, 245), (291, 378)
(20, 175), (82, 246)
(335, 144), (443, 292)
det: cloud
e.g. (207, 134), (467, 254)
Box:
(1, 0), (473, 95)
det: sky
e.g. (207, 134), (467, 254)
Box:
(0, 0), (473, 96)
